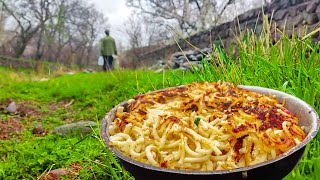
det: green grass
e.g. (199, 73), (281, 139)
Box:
(0, 69), (176, 179)
(0, 17), (319, 179)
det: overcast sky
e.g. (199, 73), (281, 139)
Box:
(88, 0), (133, 45)
(86, 0), (267, 47)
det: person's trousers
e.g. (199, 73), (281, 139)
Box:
(103, 55), (113, 71)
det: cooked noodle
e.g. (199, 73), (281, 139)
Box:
(108, 82), (306, 171)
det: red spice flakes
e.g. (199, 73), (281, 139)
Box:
(233, 136), (247, 162)
(134, 94), (144, 100)
(205, 90), (212, 95)
(176, 87), (188, 92)
(259, 122), (270, 131)
(129, 100), (138, 111)
(232, 124), (248, 133)
(221, 150), (228, 155)
(183, 99), (194, 106)
(163, 92), (177, 97)
(258, 107), (285, 131)
(227, 87), (238, 97)
(118, 121), (128, 132)
(252, 101), (259, 106)
(160, 161), (168, 168)
(282, 107), (291, 115)
(167, 116), (179, 123)
(140, 100), (155, 105)
(138, 109), (147, 115)
(242, 105), (266, 119)
(213, 83), (219, 89)
(156, 96), (166, 104)
(257, 111), (267, 120)
(186, 104), (198, 112)
(222, 101), (232, 110)
(118, 114), (129, 132)
(268, 108), (284, 129)
(250, 144), (254, 154)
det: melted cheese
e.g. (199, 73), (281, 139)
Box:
(109, 81), (306, 171)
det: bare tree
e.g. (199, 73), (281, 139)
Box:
(60, 1), (106, 67)
(43, 0), (68, 62)
(77, 4), (106, 66)
(33, 0), (66, 60)
(0, 5), (8, 46)
(142, 16), (170, 46)
(125, 14), (143, 49)
(122, 12), (169, 49)
(126, 0), (234, 33)
(1, 0), (54, 57)
(0, 5), (7, 33)
(121, 12), (143, 68)
(126, 0), (193, 32)
(27, 0), (85, 62)
(1, 0), (107, 66)
(0, 6), (8, 54)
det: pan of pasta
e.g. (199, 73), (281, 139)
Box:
(101, 82), (319, 180)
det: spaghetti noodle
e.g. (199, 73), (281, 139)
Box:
(108, 82), (306, 171)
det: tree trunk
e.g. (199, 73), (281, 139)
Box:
(13, 39), (28, 57)
(13, 27), (39, 58)
(35, 28), (45, 60)
(86, 46), (93, 67)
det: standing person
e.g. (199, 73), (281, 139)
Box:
(100, 29), (117, 71)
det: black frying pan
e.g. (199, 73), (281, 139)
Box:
(101, 85), (319, 180)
